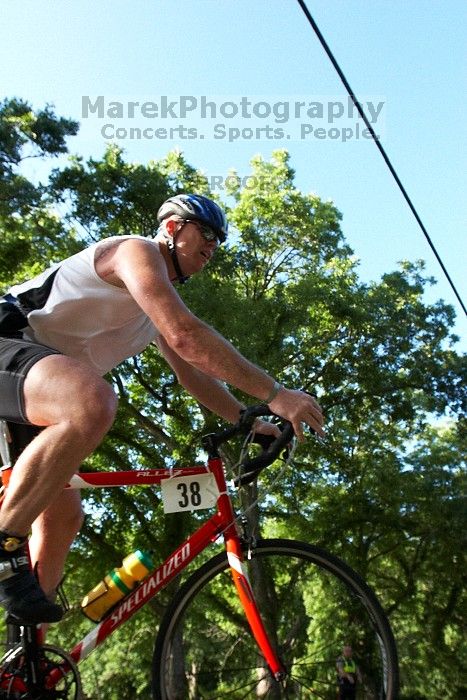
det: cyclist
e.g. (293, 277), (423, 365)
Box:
(0, 194), (324, 624)
(336, 645), (363, 699)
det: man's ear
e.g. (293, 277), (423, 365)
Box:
(164, 218), (178, 237)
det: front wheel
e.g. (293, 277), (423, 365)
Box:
(152, 538), (398, 699)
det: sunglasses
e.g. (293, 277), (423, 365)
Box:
(184, 220), (220, 244)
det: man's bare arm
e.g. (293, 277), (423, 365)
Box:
(113, 239), (277, 395)
(154, 336), (245, 423)
(112, 239), (324, 439)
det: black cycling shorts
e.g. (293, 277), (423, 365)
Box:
(0, 335), (60, 424)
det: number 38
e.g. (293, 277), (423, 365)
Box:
(177, 481), (202, 508)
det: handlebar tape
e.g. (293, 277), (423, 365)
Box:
(234, 421), (294, 486)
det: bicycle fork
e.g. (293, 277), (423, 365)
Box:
(207, 452), (286, 684)
(224, 525), (286, 683)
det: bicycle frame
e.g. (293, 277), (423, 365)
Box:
(2, 453), (286, 691)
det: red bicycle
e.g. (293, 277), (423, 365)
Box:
(0, 407), (399, 699)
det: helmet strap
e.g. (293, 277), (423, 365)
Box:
(165, 223), (189, 284)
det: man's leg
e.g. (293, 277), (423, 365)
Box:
(340, 684), (356, 700)
(29, 489), (84, 598)
(0, 353), (117, 622)
(3, 423), (84, 599)
(0, 353), (117, 532)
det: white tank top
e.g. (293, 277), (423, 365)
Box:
(10, 236), (160, 375)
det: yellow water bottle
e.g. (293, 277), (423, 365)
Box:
(81, 550), (153, 622)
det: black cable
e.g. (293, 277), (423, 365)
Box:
(296, 0), (466, 317)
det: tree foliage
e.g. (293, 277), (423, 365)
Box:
(0, 102), (465, 699)
(0, 98), (81, 283)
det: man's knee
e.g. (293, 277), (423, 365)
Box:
(79, 378), (118, 436)
(23, 354), (119, 440)
(49, 377), (118, 450)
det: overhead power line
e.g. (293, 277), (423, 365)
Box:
(296, 0), (466, 317)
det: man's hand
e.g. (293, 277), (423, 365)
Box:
(252, 418), (281, 439)
(268, 388), (324, 441)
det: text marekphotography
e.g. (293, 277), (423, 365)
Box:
(81, 95), (386, 143)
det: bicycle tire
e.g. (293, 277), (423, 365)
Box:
(152, 538), (398, 699)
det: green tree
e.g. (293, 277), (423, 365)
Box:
(0, 98), (80, 284)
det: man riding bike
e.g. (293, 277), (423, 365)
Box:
(0, 194), (324, 624)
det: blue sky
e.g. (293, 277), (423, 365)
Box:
(2, 0), (466, 347)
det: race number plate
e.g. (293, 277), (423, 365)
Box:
(161, 473), (219, 513)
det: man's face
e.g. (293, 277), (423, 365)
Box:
(343, 646), (352, 658)
(173, 220), (219, 277)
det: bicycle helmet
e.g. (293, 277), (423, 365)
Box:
(157, 194), (228, 244)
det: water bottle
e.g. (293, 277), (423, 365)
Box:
(81, 550), (153, 622)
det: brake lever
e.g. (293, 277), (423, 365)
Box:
(234, 421), (295, 487)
